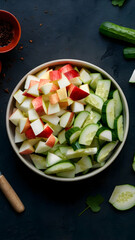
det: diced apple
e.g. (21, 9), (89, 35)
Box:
(79, 68), (92, 84)
(19, 117), (31, 133)
(40, 83), (58, 95)
(19, 98), (33, 112)
(14, 90), (26, 104)
(55, 109), (67, 117)
(24, 75), (40, 89)
(48, 102), (60, 115)
(28, 138), (40, 146)
(19, 140), (34, 155)
(79, 84), (90, 93)
(36, 67), (49, 78)
(30, 118), (44, 136)
(58, 129), (66, 144)
(68, 84), (89, 101)
(39, 69), (53, 80)
(60, 112), (74, 128)
(38, 79), (50, 91)
(49, 93), (59, 105)
(32, 96), (47, 116)
(57, 87), (67, 100)
(28, 108), (39, 121)
(58, 74), (70, 88)
(27, 83), (39, 97)
(15, 127), (26, 143)
(35, 141), (50, 153)
(9, 109), (24, 126)
(59, 64), (73, 74)
(46, 134), (58, 148)
(30, 154), (47, 169)
(25, 127), (36, 139)
(64, 69), (80, 80)
(49, 124), (62, 136)
(50, 70), (61, 81)
(37, 123), (53, 138)
(22, 90), (35, 98)
(70, 77), (82, 86)
(71, 101), (84, 113)
(41, 114), (60, 126)
(29, 80), (39, 88)
(59, 101), (68, 109)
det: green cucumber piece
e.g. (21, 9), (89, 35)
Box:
(96, 127), (117, 142)
(96, 142), (117, 163)
(71, 141), (85, 151)
(56, 169), (76, 178)
(114, 115), (124, 142)
(109, 90), (123, 118)
(65, 127), (80, 144)
(85, 93), (104, 113)
(109, 185), (135, 211)
(102, 99), (115, 129)
(45, 161), (75, 175)
(83, 110), (101, 127)
(123, 47), (135, 59)
(66, 147), (97, 159)
(95, 80), (111, 101)
(132, 155), (135, 172)
(92, 161), (105, 169)
(46, 152), (62, 167)
(84, 104), (92, 113)
(79, 124), (99, 146)
(99, 21), (135, 45)
(30, 154), (47, 169)
(89, 73), (103, 90)
(58, 129), (66, 144)
(79, 68), (92, 84)
(73, 111), (89, 128)
(75, 156), (92, 174)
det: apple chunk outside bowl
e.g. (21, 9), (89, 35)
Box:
(6, 59), (129, 182)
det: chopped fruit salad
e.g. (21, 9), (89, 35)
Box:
(9, 63), (124, 178)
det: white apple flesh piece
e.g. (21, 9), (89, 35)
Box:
(57, 87), (67, 100)
(19, 98), (33, 112)
(24, 75), (40, 89)
(40, 83), (58, 95)
(35, 141), (50, 153)
(9, 109), (24, 126)
(60, 112), (74, 128)
(28, 108), (39, 122)
(36, 67), (49, 78)
(32, 96), (47, 116)
(41, 114), (60, 125)
(71, 101), (84, 113)
(15, 127), (26, 143)
(14, 89), (26, 104)
(19, 140), (34, 155)
(58, 74), (70, 88)
(48, 102), (60, 115)
(19, 117), (31, 133)
(27, 83), (39, 97)
(30, 119), (44, 136)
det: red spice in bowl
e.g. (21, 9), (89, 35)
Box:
(0, 10), (21, 53)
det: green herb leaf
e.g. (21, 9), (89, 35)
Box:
(112, 0), (126, 7)
(79, 194), (104, 216)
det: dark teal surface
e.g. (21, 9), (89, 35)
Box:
(0, 0), (135, 239)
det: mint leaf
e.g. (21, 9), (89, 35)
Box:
(112, 0), (126, 7)
(79, 194), (104, 216)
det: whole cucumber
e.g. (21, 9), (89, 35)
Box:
(99, 21), (135, 45)
(123, 47), (135, 59)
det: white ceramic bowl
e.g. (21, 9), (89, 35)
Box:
(6, 59), (129, 182)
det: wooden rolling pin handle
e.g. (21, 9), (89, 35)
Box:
(0, 175), (25, 213)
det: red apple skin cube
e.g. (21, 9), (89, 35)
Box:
(50, 83), (59, 92)
(59, 64), (73, 74)
(68, 84), (89, 101)
(23, 90), (35, 98)
(49, 93), (59, 105)
(38, 79), (50, 91)
(22, 119), (31, 133)
(46, 134), (56, 148)
(37, 124), (53, 138)
(50, 70), (61, 81)
(64, 70), (80, 80)
(32, 96), (45, 116)
(25, 127), (36, 139)
(20, 148), (34, 155)
(29, 80), (39, 88)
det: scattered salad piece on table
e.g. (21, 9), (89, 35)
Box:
(129, 69), (135, 83)
(112, 0), (126, 7)
(79, 194), (104, 216)
(9, 63), (124, 178)
(109, 184), (135, 210)
(132, 155), (135, 171)
(123, 48), (135, 59)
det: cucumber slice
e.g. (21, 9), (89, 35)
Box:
(102, 99), (115, 129)
(90, 73), (103, 90)
(30, 154), (47, 169)
(110, 90), (123, 118)
(46, 152), (62, 167)
(65, 127), (81, 144)
(75, 156), (92, 174)
(96, 142), (117, 163)
(66, 147), (97, 159)
(79, 124), (99, 146)
(129, 69), (135, 83)
(79, 68), (92, 84)
(45, 161), (75, 175)
(123, 47), (135, 59)
(73, 111), (89, 128)
(71, 141), (85, 151)
(54, 149), (65, 159)
(85, 104), (92, 113)
(92, 161), (105, 169)
(90, 137), (100, 149)
(114, 115), (124, 142)
(95, 80), (111, 101)
(56, 169), (76, 178)
(109, 185), (135, 211)
(83, 111), (101, 127)
(59, 146), (72, 155)
(96, 127), (117, 142)
(85, 93), (104, 113)
(58, 129), (66, 144)
(132, 155), (135, 172)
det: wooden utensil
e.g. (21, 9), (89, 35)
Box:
(0, 172), (25, 213)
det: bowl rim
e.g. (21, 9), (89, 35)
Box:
(0, 10), (21, 53)
(6, 59), (129, 182)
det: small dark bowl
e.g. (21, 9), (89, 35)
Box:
(0, 10), (21, 53)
